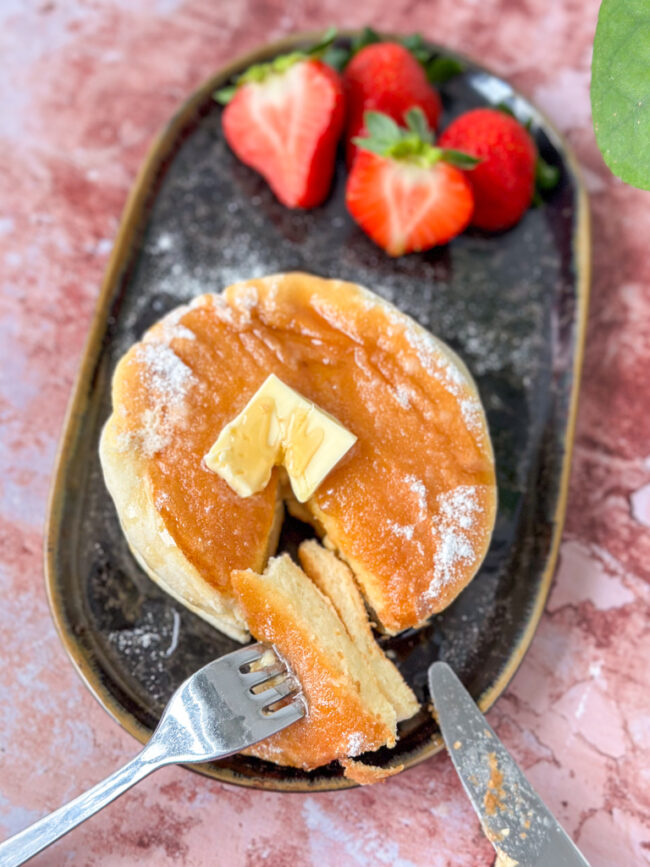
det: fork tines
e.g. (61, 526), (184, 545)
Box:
(231, 643), (302, 713)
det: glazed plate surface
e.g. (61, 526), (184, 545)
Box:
(46, 32), (589, 791)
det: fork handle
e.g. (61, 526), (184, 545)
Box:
(0, 750), (160, 866)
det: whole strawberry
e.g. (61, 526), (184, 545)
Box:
(217, 36), (345, 209)
(343, 42), (442, 167)
(439, 108), (536, 231)
(346, 109), (477, 256)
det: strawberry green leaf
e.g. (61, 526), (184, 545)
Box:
(438, 149), (481, 169)
(351, 136), (388, 157)
(426, 56), (465, 84)
(306, 26), (338, 56)
(495, 101), (516, 118)
(351, 26), (382, 53)
(400, 33), (430, 64)
(321, 45), (350, 72)
(355, 108), (479, 169)
(214, 84), (238, 105)
(365, 111), (403, 143)
(535, 156), (560, 191)
(591, 0), (650, 190)
(404, 107), (433, 143)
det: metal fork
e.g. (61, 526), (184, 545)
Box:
(0, 644), (304, 867)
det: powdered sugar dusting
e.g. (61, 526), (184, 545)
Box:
(388, 521), (415, 541)
(137, 340), (195, 406)
(347, 732), (366, 756)
(405, 474), (428, 520)
(426, 485), (483, 600)
(118, 340), (196, 456)
(351, 285), (484, 437)
(461, 397), (483, 433)
(395, 384), (411, 408)
(234, 283), (258, 316)
(165, 323), (196, 342)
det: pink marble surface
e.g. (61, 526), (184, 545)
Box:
(1, 1), (649, 864)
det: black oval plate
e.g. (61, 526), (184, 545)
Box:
(46, 32), (589, 791)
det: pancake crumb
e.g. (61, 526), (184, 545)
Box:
(341, 758), (404, 785)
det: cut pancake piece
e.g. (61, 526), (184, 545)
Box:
(298, 540), (418, 722)
(231, 554), (398, 771)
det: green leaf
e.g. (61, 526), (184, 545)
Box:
(426, 56), (464, 84)
(438, 148), (482, 169)
(535, 156), (560, 191)
(351, 26), (381, 53)
(213, 85), (237, 105)
(495, 101), (516, 118)
(307, 26), (338, 56)
(591, 0), (650, 190)
(365, 110), (403, 143)
(400, 33), (430, 64)
(400, 33), (424, 52)
(355, 108), (477, 170)
(351, 135), (390, 157)
(322, 45), (350, 72)
(404, 107), (433, 143)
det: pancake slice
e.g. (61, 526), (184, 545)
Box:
(232, 554), (398, 771)
(298, 540), (419, 722)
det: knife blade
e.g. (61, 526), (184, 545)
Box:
(428, 662), (591, 867)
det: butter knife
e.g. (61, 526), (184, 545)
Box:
(428, 662), (591, 867)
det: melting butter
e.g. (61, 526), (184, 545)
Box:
(204, 374), (357, 502)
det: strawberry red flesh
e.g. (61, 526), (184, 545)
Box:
(347, 153), (474, 255)
(344, 42), (442, 167)
(222, 59), (345, 209)
(439, 108), (536, 231)
(345, 109), (475, 256)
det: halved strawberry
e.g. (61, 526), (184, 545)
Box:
(345, 109), (477, 256)
(343, 42), (442, 167)
(217, 36), (345, 209)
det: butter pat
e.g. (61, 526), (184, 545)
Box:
(205, 374), (357, 502)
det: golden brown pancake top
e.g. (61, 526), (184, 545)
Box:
(110, 273), (496, 633)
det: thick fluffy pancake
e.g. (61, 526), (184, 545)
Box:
(298, 540), (418, 722)
(100, 272), (496, 635)
(232, 555), (397, 770)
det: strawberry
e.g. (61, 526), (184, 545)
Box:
(217, 36), (345, 209)
(343, 42), (442, 167)
(438, 108), (537, 231)
(345, 109), (477, 256)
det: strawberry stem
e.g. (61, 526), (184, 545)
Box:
(214, 28), (337, 104)
(354, 108), (480, 169)
(319, 28), (465, 81)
